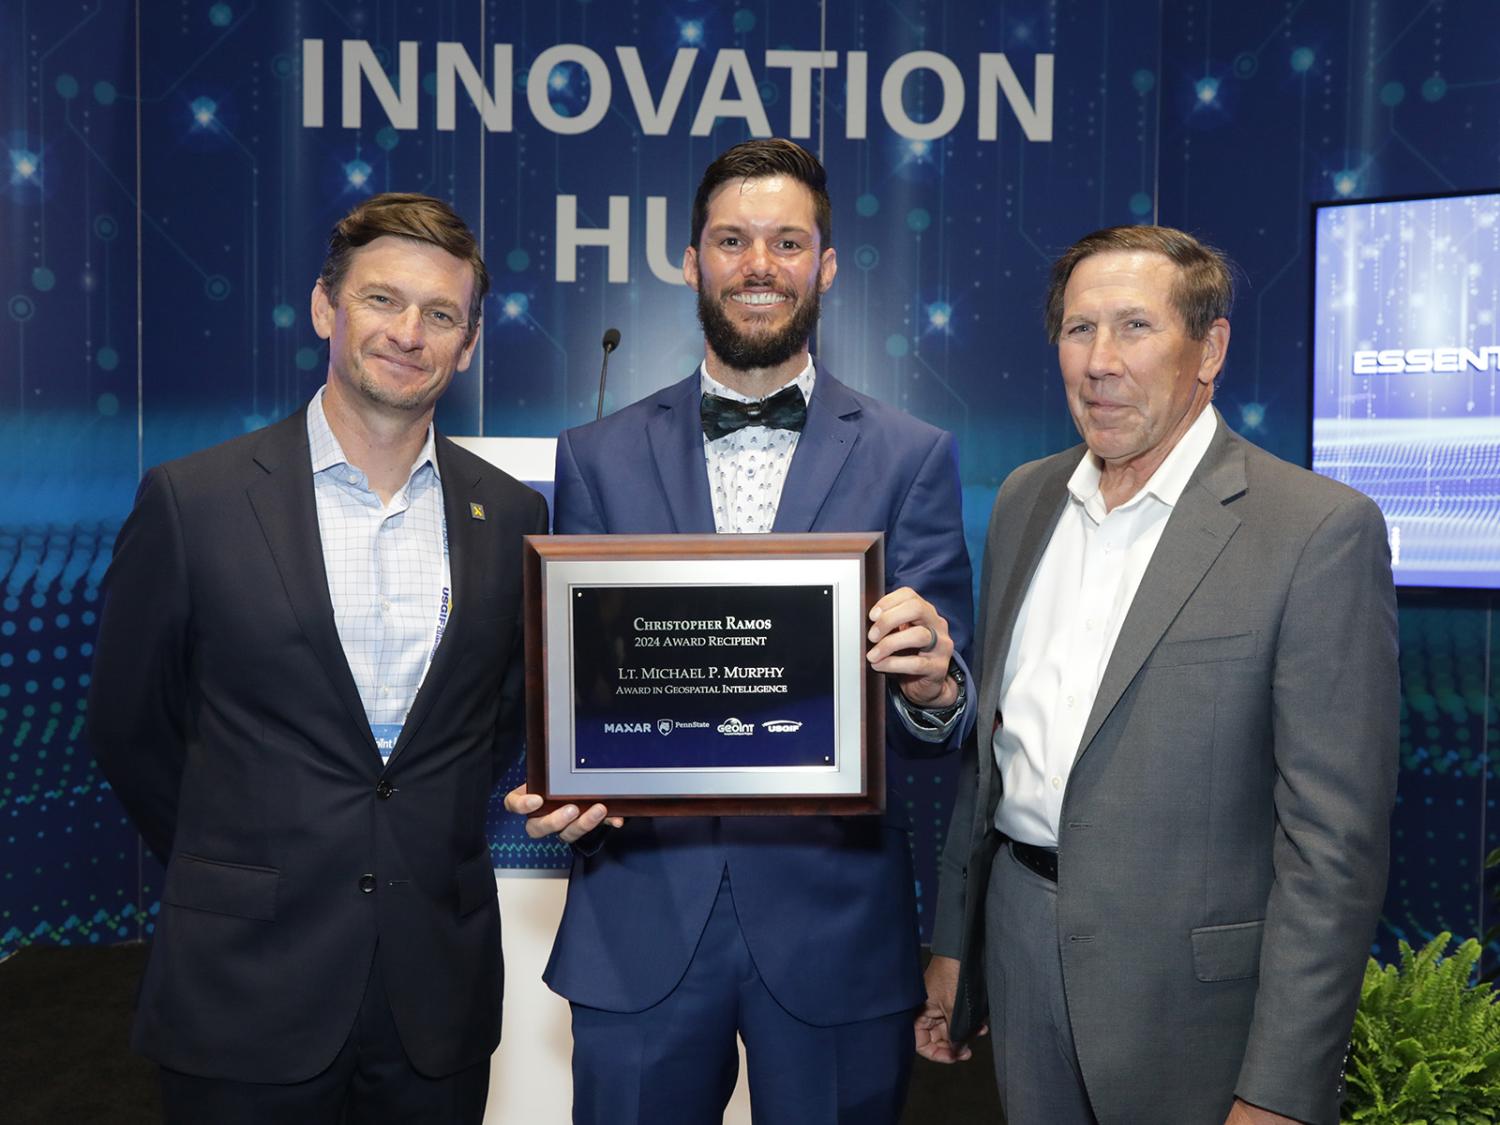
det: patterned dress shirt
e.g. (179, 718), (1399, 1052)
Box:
(306, 388), (451, 759)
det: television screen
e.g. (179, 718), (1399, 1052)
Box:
(1310, 190), (1500, 590)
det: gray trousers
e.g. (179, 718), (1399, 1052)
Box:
(984, 843), (1100, 1125)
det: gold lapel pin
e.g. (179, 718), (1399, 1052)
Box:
(469, 502), (486, 520)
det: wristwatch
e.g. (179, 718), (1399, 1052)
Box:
(922, 660), (967, 723)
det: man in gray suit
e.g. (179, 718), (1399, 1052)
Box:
(916, 225), (1398, 1125)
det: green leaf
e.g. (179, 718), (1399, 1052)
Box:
(1397, 1060), (1436, 1103)
(1343, 935), (1500, 1123)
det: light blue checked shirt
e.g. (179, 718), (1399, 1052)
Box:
(306, 388), (451, 759)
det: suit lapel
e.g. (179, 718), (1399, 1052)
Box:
(387, 434), (477, 767)
(245, 411), (376, 759)
(772, 367), (859, 533)
(1073, 420), (1246, 760)
(646, 375), (716, 532)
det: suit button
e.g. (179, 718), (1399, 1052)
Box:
(358, 873), (376, 894)
(375, 779), (394, 799)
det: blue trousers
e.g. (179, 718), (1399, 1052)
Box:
(570, 871), (914, 1125)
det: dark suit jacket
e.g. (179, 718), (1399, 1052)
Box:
(541, 366), (974, 1025)
(932, 414), (1398, 1125)
(86, 407), (547, 1083)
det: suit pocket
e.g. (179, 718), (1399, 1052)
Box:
(164, 853), (279, 921)
(1191, 919), (1264, 982)
(1150, 630), (1258, 668)
(456, 847), (497, 916)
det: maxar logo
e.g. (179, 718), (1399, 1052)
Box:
(717, 718), (755, 736)
(604, 722), (651, 734)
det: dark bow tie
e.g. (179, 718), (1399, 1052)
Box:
(700, 384), (808, 442)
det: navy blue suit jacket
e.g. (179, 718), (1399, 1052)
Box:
(86, 410), (548, 1083)
(542, 366), (973, 1025)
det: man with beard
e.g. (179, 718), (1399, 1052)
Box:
(505, 139), (974, 1123)
(88, 194), (546, 1122)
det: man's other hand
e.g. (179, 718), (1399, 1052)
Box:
(915, 954), (982, 1063)
(504, 784), (624, 843)
(1224, 1098), (1306, 1124)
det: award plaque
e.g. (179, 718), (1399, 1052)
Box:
(522, 533), (884, 816)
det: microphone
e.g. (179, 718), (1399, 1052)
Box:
(596, 328), (622, 420)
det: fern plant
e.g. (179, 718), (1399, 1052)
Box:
(1343, 932), (1500, 1123)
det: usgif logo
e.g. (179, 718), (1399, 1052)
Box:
(762, 720), (803, 733)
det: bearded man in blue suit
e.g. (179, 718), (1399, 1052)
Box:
(507, 139), (974, 1123)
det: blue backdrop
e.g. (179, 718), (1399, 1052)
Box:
(2, 0), (1496, 961)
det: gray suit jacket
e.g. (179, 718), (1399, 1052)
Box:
(931, 413), (1398, 1125)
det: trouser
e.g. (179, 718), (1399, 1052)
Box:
(984, 841), (1100, 1125)
(570, 871), (914, 1125)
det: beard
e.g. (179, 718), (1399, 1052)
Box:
(696, 281), (822, 371)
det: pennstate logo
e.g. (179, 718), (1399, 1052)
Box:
(762, 720), (803, 733)
(717, 717), (755, 736)
(604, 722), (651, 734)
(657, 719), (674, 735)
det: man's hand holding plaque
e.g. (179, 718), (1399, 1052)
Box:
(866, 586), (959, 710)
(504, 785), (623, 843)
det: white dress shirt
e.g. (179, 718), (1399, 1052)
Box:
(306, 388), (451, 759)
(701, 359), (815, 534)
(994, 407), (1219, 846)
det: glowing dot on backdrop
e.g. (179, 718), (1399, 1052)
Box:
(10, 150), (39, 181)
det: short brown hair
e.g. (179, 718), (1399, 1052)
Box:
(691, 139), (832, 250)
(1044, 225), (1234, 343)
(318, 192), (490, 344)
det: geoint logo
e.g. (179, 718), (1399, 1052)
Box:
(762, 720), (804, 733)
(717, 718), (755, 736)
(1353, 346), (1500, 375)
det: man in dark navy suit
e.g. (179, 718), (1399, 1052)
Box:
(507, 139), (974, 1124)
(88, 194), (547, 1123)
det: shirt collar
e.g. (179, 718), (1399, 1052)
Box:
(306, 385), (441, 484)
(698, 356), (816, 405)
(1066, 405), (1219, 513)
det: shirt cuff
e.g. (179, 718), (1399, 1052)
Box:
(890, 669), (967, 743)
